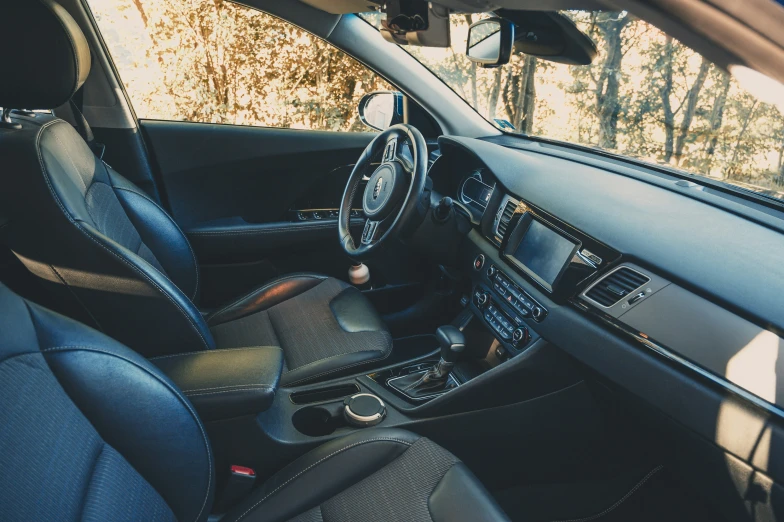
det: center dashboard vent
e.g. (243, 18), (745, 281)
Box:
(495, 198), (517, 241)
(584, 267), (650, 307)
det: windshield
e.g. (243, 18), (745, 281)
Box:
(361, 12), (784, 203)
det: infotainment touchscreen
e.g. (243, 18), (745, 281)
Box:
(510, 219), (577, 289)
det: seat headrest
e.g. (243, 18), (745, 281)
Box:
(0, 0), (91, 110)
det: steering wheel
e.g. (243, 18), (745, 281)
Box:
(339, 123), (429, 258)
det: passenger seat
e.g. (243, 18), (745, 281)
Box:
(0, 282), (509, 521)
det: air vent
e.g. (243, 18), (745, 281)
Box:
(585, 267), (650, 307)
(495, 199), (517, 241)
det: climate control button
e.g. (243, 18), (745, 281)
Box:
(512, 326), (530, 347)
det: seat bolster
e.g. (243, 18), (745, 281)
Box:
(330, 286), (387, 333)
(26, 300), (215, 522)
(429, 462), (511, 522)
(222, 428), (420, 522)
(208, 273), (327, 326)
(110, 170), (200, 302)
(79, 223), (216, 354)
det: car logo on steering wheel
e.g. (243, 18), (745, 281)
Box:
(373, 177), (383, 199)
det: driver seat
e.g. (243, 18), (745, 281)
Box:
(0, 0), (392, 386)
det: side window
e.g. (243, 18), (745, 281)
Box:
(86, 0), (393, 132)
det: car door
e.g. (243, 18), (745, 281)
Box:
(85, 0), (431, 309)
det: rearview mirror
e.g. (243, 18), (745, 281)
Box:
(358, 91), (404, 131)
(466, 18), (514, 68)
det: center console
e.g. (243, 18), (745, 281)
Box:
(472, 262), (545, 359)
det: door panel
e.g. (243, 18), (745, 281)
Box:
(141, 120), (374, 228)
(141, 120), (427, 308)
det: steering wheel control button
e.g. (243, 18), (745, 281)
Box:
(473, 254), (485, 271)
(362, 221), (378, 243)
(343, 393), (386, 427)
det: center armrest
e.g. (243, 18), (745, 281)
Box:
(151, 346), (284, 421)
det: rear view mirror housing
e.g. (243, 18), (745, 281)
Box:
(466, 18), (515, 68)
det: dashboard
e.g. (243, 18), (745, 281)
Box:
(428, 133), (784, 497)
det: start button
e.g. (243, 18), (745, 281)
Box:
(473, 254), (485, 271)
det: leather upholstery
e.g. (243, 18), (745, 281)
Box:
(209, 275), (393, 387)
(150, 346), (284, 421)
(0, 0), (91, 109)
(0, 0), (392, 379)
(0, 117), (214, 356)
(0, 283), (507, 521)
(0, 283), (214, 522)
(221, 428), (510, 522)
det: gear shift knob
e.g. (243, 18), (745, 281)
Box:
(436, 325), (465, 363)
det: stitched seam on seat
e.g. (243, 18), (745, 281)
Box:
(549, 465), (664, 522)
(183, 383), (274, 393)
(114, 186), (200, 302)
(39, 345), (213, 522)
(208, 274), (326, 323)
(284, 347), (393, 387)
(79, 225), (212, 351)
(148, 346), (282, 361)
(186, 387), (274, 397)
(230, 438), (413, 522)
(34, 120), (212, 351)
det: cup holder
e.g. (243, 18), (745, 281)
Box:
(292, 405), (347, 437)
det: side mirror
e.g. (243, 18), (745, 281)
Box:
(466, 18), (514, 68)
(358, 91), (404, 131)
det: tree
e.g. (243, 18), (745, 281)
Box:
(701, 70), (731, 173)
(593, 12), (632, 149)
(502, 55), (538, 132)
(120, 0), (391, 131)
(91, 1), (784, 194)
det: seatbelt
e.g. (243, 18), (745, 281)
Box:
(69, 88), (105, 159)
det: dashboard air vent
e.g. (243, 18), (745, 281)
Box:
(585, 267), (650, 307)
(495, 200), (516, 241)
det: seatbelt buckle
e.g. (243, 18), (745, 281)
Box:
(219, 465), (256, 509)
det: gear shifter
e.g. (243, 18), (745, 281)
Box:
(389, 326), (464, 399)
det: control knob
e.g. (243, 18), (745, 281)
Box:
(476, 292), (488, 307)
(512, 326), (530, 347)
(487, 265), (497, 278)
(532, 306), (544, 321)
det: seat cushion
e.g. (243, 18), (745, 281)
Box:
(221, 428), (510, 522)
(208, 275), (393, 386)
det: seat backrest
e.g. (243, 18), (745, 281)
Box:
(0, 0), (215, 356)
(0, 282), (214, 521)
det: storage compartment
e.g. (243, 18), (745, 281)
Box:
(292, 404), (349, 436)
(151, 346), (283, 421)
(290, 383), (360, 405)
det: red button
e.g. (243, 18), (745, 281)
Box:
(231, 465), (256, 477)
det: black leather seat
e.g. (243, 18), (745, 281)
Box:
(0, 282), (509, 522)
(0, 0), (392, 386)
